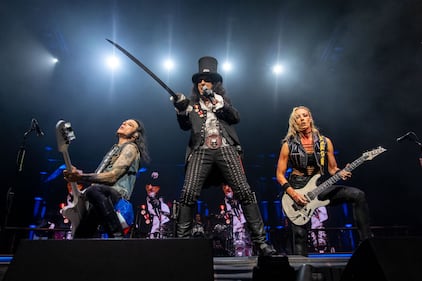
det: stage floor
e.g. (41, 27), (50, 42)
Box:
(214, 254), (350, 281)
(1, 253), (350, 281)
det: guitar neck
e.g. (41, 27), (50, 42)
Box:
(62, 150), (73, 170)
(311, 155), (366, 197)
(62, 150), (80, 193)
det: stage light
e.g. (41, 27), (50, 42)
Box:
(106, 55), (120, 70)
(272, 63), (285, 75)
(163, 59), (175, 71)
(51, 57), (59, 64)
(222, 61), (232, 72)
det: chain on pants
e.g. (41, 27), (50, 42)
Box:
(179, 146), (255, 207)
(177, 146), (272, 253)
(177, 146), (256, 236)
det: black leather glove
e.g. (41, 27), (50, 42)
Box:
(171, 93), (190, 112)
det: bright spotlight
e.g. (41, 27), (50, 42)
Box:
(222, 62), (232, 72)
(106, 55), (120, 70)
(272, 64), (285, 75)
(51, 57), (59, 64)
(164, 59), (175, 71)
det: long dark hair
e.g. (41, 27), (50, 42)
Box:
(133, 119), (150, 163)
(190, 81), (230, 104)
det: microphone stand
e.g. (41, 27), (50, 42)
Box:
(409, 132), (421, 168)
(397, 131), (422, 168)
(171, 200), (178, 238)
(2, 120), (37, 250)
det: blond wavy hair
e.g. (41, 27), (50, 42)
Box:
(282, 106), (320, 142)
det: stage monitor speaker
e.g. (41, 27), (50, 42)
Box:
(4, 238), (214, 281)
(252, 255), (295, 281)
(340, 237), (422, 281)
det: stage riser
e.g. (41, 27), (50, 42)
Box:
(3, 239), (214, 281)
(7, 238), (419, 281)
(1, 254), (350, 281)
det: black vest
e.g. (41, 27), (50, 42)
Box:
(287, 134), (326, 175)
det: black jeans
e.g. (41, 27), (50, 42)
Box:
(288, 174), (372, 255)
(74, 184), (122, 238)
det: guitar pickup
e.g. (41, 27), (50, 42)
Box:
(306, 193), (314, 200)
(292, 202), (302, 211)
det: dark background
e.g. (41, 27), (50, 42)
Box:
(0, 0), (421, 250)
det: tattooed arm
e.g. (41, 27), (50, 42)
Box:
(64, 143), (139, 185)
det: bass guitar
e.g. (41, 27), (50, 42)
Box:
(282, 146), (386, 226)
(56, 120), (87, 236)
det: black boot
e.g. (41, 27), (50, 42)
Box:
(177, 204), (194, 238)
(242, 203), (277, 256)
(97, 198), (123, 238)
(291, 224), (308, 256)
(353, 193), (374, 243)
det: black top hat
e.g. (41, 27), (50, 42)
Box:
(191, 56), (223, 83)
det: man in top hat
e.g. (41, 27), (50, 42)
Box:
(145, 171), (170, 238)
(170, 56), (276, 256)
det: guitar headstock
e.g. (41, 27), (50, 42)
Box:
(56, 120), (76, 153)
(362, 146), (387, 161)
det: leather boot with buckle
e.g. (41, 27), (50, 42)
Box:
(242, 203), (277, 256)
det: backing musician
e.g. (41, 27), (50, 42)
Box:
(276, 106), (373, 256)
(63, 119), (149, 238)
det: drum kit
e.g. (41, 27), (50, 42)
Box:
(191, 213), (253, 257)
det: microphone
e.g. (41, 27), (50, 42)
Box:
(202, 86), (216, 104)
(32, 118), (45, 136)
(396, 132), (413, 142)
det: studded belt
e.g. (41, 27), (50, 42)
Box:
(205, 134), (223, 149)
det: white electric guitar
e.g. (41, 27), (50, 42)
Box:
(282, 146), (386, 226)
(56, 120), (87, 235)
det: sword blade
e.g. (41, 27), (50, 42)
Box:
(106, 39), (177, 99)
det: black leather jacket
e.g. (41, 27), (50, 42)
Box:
(176, 100), (242, 161)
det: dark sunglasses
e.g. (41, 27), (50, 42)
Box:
(197, 76), (213, 83)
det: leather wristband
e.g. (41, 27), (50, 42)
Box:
(282, 182), (291, 190)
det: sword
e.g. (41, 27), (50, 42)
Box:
(106, 39), (178, 100)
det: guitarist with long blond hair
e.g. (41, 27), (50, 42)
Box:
(276, 106), (374, 256)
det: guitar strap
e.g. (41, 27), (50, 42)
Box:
(319, 135), (325, 173)
(95, 144), (121, 174)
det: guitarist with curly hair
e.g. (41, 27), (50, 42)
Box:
(276, 106), (374, 256)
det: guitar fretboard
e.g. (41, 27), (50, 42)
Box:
(308, 155), (367, 199)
